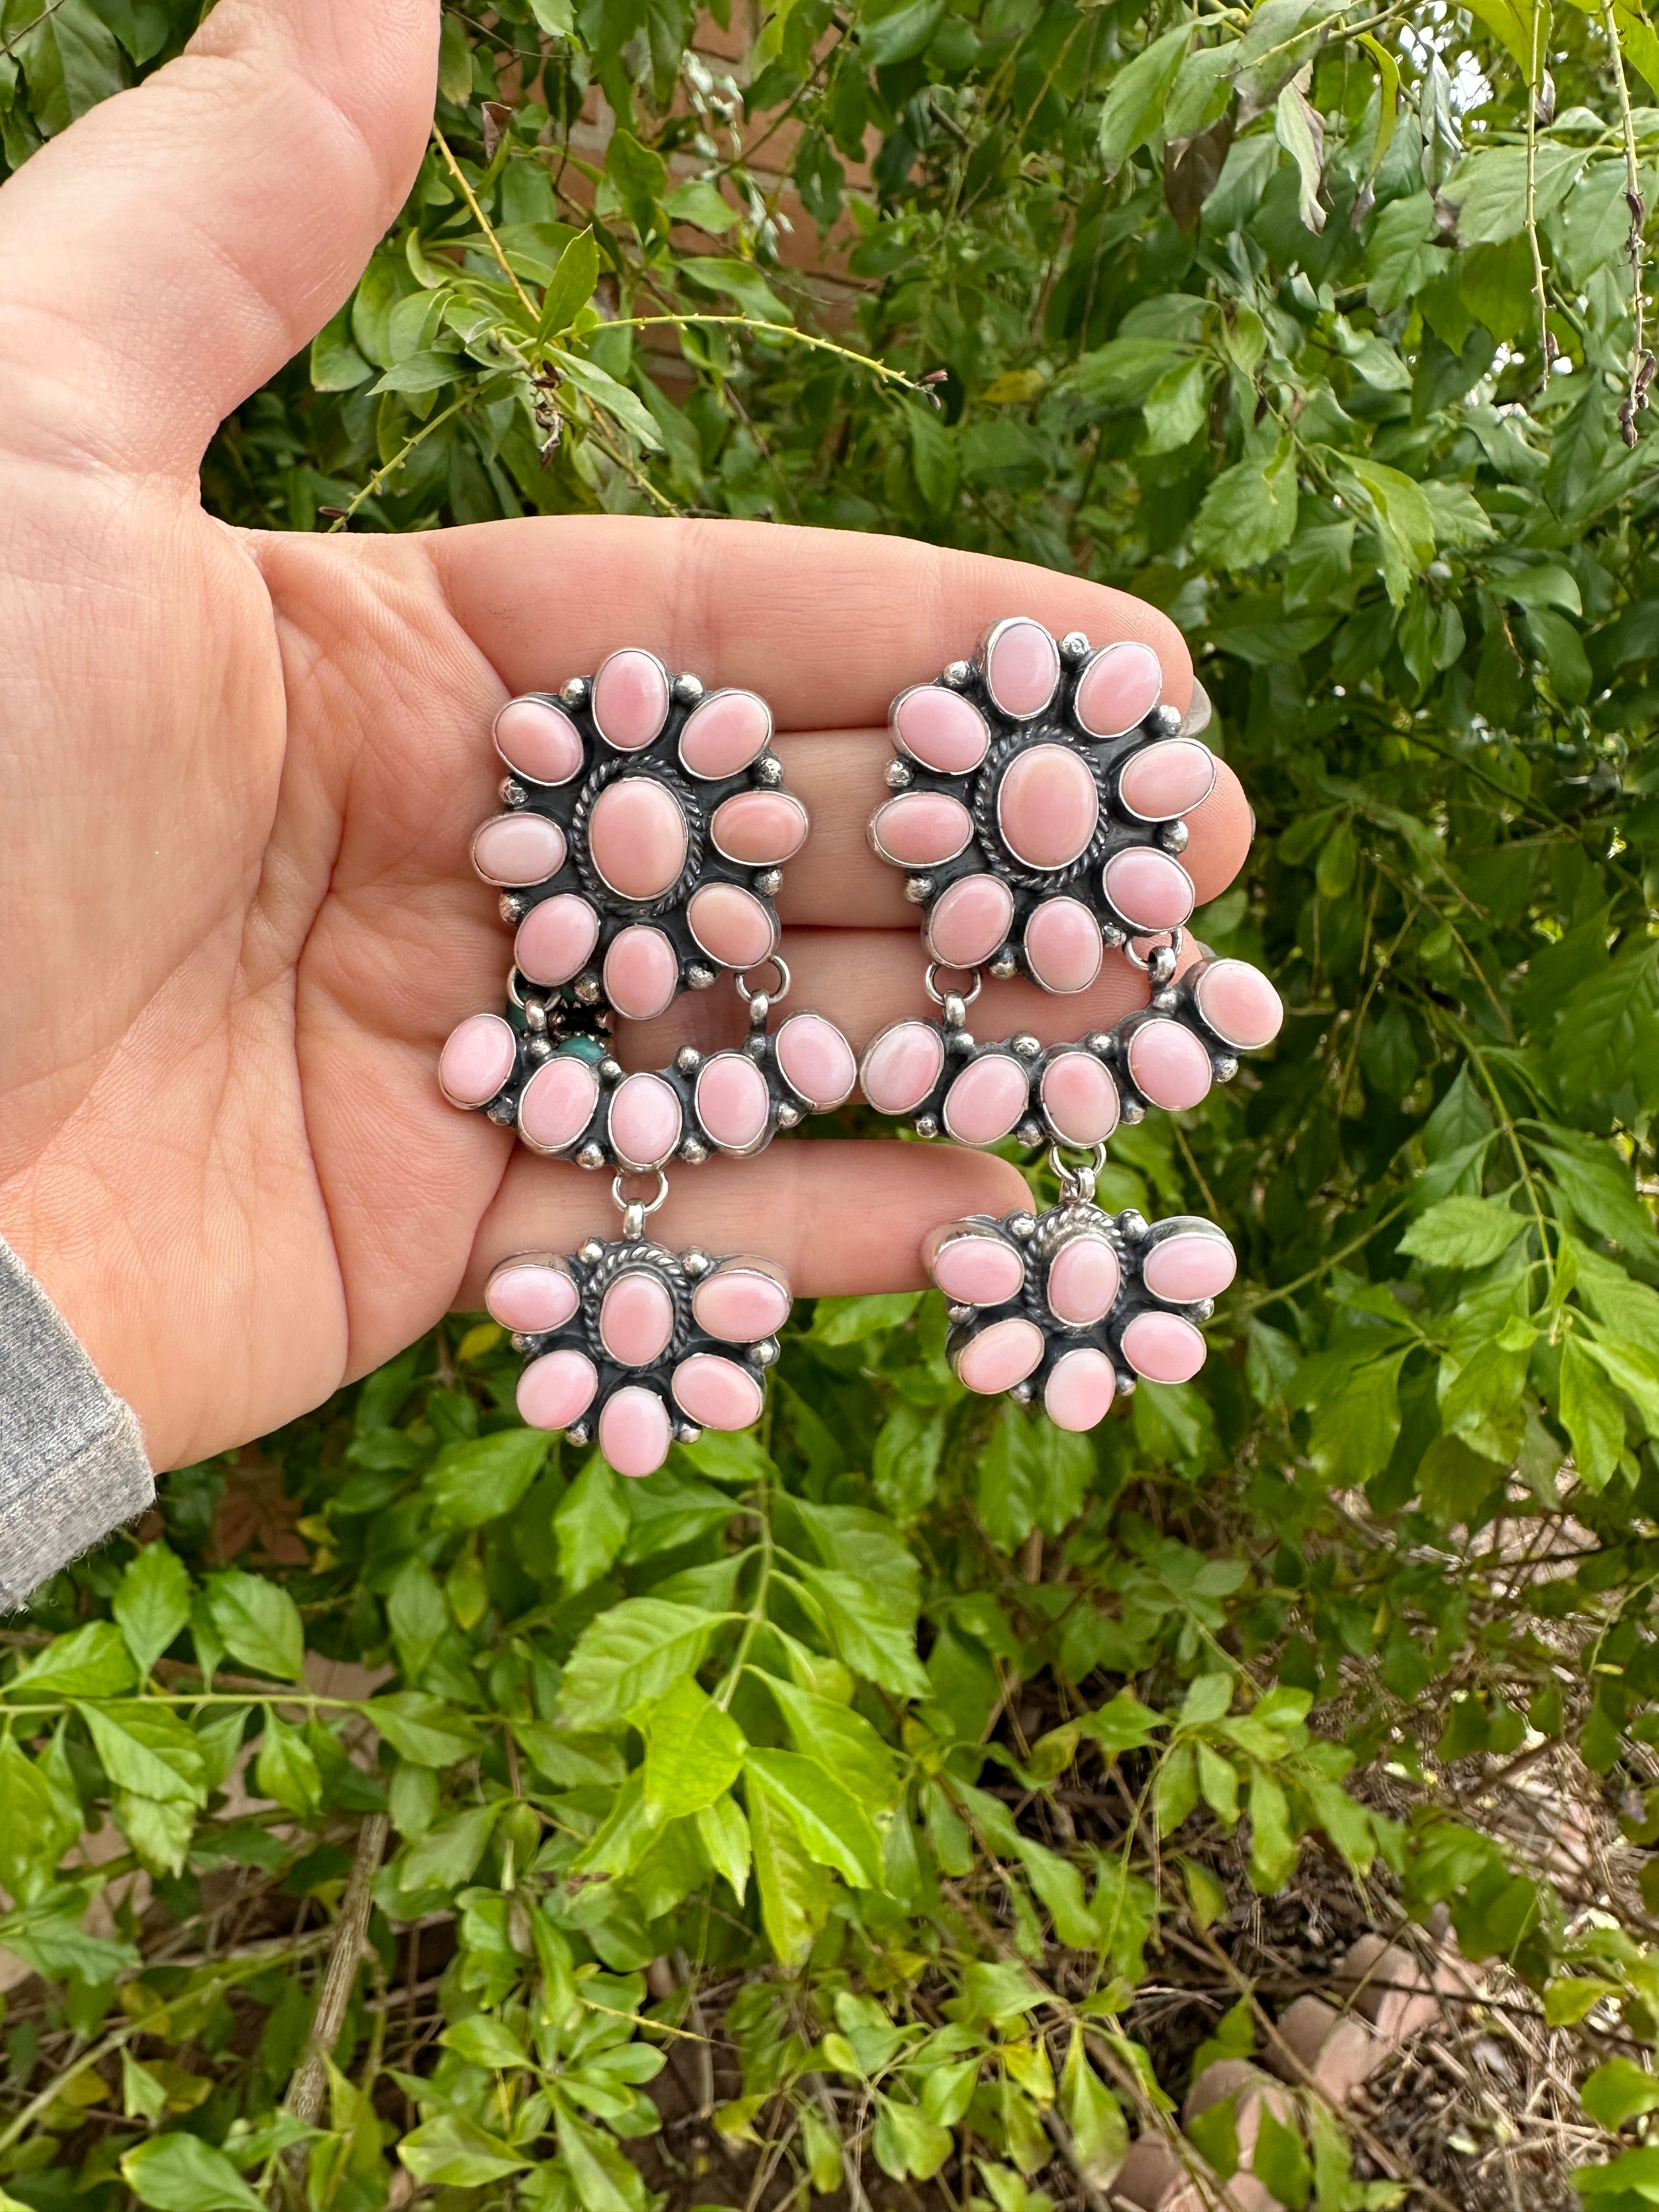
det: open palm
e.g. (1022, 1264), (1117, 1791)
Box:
(0, 0), (1252, 1474)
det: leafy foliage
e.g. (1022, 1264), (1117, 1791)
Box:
(7, 0), (1659, 2202)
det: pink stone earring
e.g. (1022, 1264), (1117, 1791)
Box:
(441, 651), (855, 1474)
(861, 617), (1284, 1426)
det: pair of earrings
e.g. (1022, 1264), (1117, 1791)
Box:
(441, 621), (1283, 1474)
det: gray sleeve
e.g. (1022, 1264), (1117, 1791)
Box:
(0, 1238), (155, 1611)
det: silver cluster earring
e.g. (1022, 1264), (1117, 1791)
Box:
(440, 652), (854, 1474)
(861, 617), (1283, 1426)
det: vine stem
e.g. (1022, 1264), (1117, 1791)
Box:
(430, 123), (538, 325)
(1525, 7), (1553, 382)
(611, 313), (921, 395)
(325, 397), (467, 533)
(1603, 0), (1651, 445)
(279, 1812), (389, 2196)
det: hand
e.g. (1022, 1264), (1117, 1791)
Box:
(0, 0), (1253, 1474)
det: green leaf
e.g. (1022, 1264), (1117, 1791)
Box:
(121, 2050), (168, 2122)
(747, 1778), (835, 1968)
(427, 1427), (551, 1527)
(643, 1675), (746, 1818)
(120, 2134), (263, 2212)
(560, 1599), (726, 1727)
(1060, 2026), (1128, 2188)
(255, 1710), (321, 1818)
(1190, 435), (1299, 568)
(1252, 2106), (1312, 2210)
(396, 1803), (499, 1895)
(1398, 1196), (1526, 1268)
(763, 1673), (900, 1809)
(441, 2013), (530, 2069)
(1066, 337), (1187, 409)
(555, 2107), (648, 2212)
(874, 2102), (953, 2182)
(0, 1734), (80, 1902)
(556, 1453), (629, 1592)
(112, 1546), (193, 1679)
(366, 1692), (483, 1768)
(744, 1747), (883, 1887)
(399, 2112), (529, 2188)
(538, 225), (601, 340)
(1561, 1334), (1626, 1491)
(8, 1621), (137, 1701)
(205, 1570), (305, 1683)
(696, 1792), (751, 1902)
(1248, 1767), (1297, 1891)
(1274, 81), (1325, 234)
(77, 1701), (206, 1805)
(1098, 24), (1189, 164)
(859, 0), (944, 66)
(309, 305), (371, 392)
(1341, 458), (1436, 606)
(813, 1291), (921, 1344)
(679, 255), (789, 325)
(1583, 2057), (1659, 2130)
(386, 1559), (448, 1684)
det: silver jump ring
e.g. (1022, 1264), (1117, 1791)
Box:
(924, 962), (983, 1009)
(736, 956), (791, 1005)
(1123, 928), (1183, 975)
(1047, 1141), (1108, 1206)
(611, 1169), (670, 1239)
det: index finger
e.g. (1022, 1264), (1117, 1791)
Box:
(425, 516), (1193, 733)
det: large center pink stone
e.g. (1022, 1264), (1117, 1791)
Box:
(1073, 640), (1163, 738)
(603, 926), (679, 1020)
(439, 1013), (516, 1108)
(923, 1226), (1024, 1307)
(592, 649), (669, 751)
(957, 1316), (1044, 1395)
(608, 1072), (682, 1167)
(696, 1052), (771, 1150)
(943, 1053), (1029, 1146)
(1024, 897), (1103, 994)
(588, 778), (688, 900)
(998, 745), (1099, 870)
(860, 1020), (945, 1114)
(1046, 1234), (1120, 1325)
(776, 1014), (855, 1110)
(693, 1265), (791, 1341)
(927, 873), (1014, 968)
(984, 618), (1060, 719)
(518, 1055), (601, 1152)
(518, 1348), (597, 1431)
(599, 1386), (673, 1477)
(892, 686), (989, 774)
(487, 1261), (579, 1335)
(673, 1353), (764, 1431)
(1040, 1051), (1120, 1146)
(1044, 1348), (1116, 1431)
(600, 1270), (676, 1366)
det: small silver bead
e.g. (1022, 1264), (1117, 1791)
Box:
(1215, 1054), (1238, 1082)
(673, 672), (704, 704)
(487, 1098), (516, 1125)
(499, 893), (526, 925)
(688, 965), (716, 989)
(524, 997), (548, 1032)
(746, 1026), (769, 1056)
(946, 1301), (974, 1324)
(756, 755), (785, 787)
(1101, 924), (1126, 949)
(675, 1045), (702, 1075)
(510, 1331), (531, 1354)
(1160, 819), (1190, 855)
(598, 1058), (622, 1083)
(1011, 1033), (1040, 1059)
(1016, 1120), (1042, 1148)
(1121, 1098), (1145, 1124)
(1086, 1031), (1113, 1056)
(674, 1420), (703, 1444)
(561, 677), (589, 707)
(1115, 1372), (1137, 1397)
(1152, 988), (1179, 1014)
(885, 759), (913, 789)
(683, 1249), (711, 1276)
(754, 1338), (780, 1367)
(527, 1036), (552, 1063)
(578, 1145), (605, 1171)
(1118, 1209), (1148, 1240)
(579, 1239), (605, 1262)
(566, 1419), (590, 1445)
(949, 1028), (975, 1052)
(754, 868), (783, 896)
(1147, 947), (1178, 986)
(573, 974), (601, 1003)
(905, 876), (933, 905)
(500, 777), (528, 808)
(1144, 702), (1182, 741)
(681, 1138), (708, 1164)
(915, 1114), (939, 1139)
(1009, 1212), (1037, 1240)
(1059, 630), (1090, 661)
(776, 1102), (802, 1128)
(1009, 1379), (1036, 1406)
(943, 993), (968, 1030)
(988, 949), (1018, 980)
(944, 660), (972, 687)
(1193, 1297), (1215, 1323)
